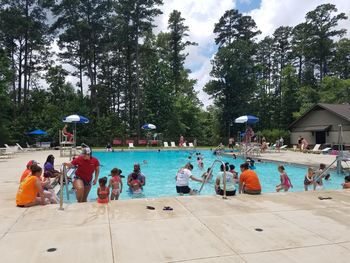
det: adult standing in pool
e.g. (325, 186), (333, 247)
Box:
(64, 147), (100, 202)
(127, 163), (146, 190)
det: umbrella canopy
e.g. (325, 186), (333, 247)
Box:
(234, 115), (259, 124)
(141, 123), (156, 130)
(28, 129), (47, 135)
(62, 114), (89, 123)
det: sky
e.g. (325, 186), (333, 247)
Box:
(154, 0), (350, 108)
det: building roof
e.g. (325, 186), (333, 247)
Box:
(289, 103), (350, 129)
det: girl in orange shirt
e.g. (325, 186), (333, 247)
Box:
(16, 165), (48, 207)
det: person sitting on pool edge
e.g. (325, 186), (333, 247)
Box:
(239, 162), (262, 195)
(215, 163), (236, 196)
(127, 163), (145, 190)
(16, 165), (49, 207)
(175, 163), (203, 195)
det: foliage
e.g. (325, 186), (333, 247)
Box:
(0, 3), (349, 147)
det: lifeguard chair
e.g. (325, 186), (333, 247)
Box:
(59, 129), (76, 158)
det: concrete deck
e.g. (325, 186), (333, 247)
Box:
(226, 149), (337, 167)
(0, 150), (350, 263)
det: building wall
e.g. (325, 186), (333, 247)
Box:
(290, 108), (350, 146)
(290, 131), (350, 146)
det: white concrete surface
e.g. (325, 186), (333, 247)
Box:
(0, 150), (349, 263)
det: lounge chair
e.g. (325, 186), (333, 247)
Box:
(126, 140), (134, 148)
(163, 142), (169, 147)
(309, 144), (321, 153)
(321, 147), (332, 154)
(171, 142), (176, 147)
(280, 145), (288, 150)
(4, 144), (18, 154)
(183, 142), (187, 147)
(188, 142), (194, 147)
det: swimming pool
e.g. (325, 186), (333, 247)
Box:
(65, 150), (345, 201)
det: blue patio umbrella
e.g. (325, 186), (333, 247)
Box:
(234, 115), (259, 124)
(28, 129), (47, 135)
(141, 123), (156, 130)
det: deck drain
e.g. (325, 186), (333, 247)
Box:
(255, 228), (263, 232)
(47, 248), (57, 252)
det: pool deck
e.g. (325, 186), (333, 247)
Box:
(1, 150), (350, 263)
(224, 149), (338, 168)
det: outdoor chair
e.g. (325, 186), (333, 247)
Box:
(183, 142), (188, 147)
(188, 142), (194, 147)
(309, 144), (321, 153)
(4, 144), (18, 154)
(126, 140), (134, 148)
(321, 147), (332, 154)
(280, 145), (288, 150)
(163, 142), (169, 147)
(16, 143), (35, 152)
(170, 142), (176, 147)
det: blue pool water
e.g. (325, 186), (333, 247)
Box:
(65, 150), (345, 201)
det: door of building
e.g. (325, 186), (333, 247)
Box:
(315, 131), (326, 144)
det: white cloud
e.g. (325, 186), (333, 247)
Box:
(248, 0), (350, 39)
(158, 0), (350, 109)
(155, 0), (236, 108)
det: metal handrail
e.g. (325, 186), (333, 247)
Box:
(198, 159), (227, 199)
(59, 164), (71, 210)
(313, 159), (337, 183)
(59, 165), (65, 210)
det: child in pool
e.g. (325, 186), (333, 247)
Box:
(276, 165), (293, 192)
(129, 173), (142, 194)
(201, 168), (213, 181)
(97, 177), (109, 203)
(197, 157), (204, 170)
(109, 168), (123, 200)
(342, 175), (350, 189)
(304, 167), (314, 191)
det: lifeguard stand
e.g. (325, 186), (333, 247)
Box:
(59, 129), (77, 158)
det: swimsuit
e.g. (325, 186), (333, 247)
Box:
(111, 176), (121, 195)
(74, 175), (91, 186)
(304, 175), (313, 185)
(97, 188), (109, 203)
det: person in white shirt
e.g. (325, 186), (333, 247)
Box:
(175, 163), (203, 195)
(215, 163), (236, 196)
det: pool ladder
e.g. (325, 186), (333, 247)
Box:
(198, 159), (228, 199)
(59, 164), (71, 210)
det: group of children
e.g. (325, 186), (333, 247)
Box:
(97, 168), (123, 203)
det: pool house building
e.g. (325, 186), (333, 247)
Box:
(289, 103), (350, 149)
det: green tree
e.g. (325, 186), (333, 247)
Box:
(168, 10), (197, 94)
(305, 3), (347, 80)
(205, 9), (259, 138)
(330, 38), (350, 79)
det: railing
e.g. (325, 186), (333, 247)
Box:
(313, 159), (337, 183)
(59, 164), (70, 210)
(198, 159), (228, 199)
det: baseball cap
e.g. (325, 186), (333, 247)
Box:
(81, 147), (91, 155)
(26, 160), (39, 168)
